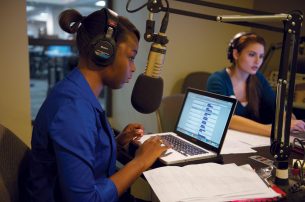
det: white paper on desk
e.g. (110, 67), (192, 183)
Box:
(221, 136), (257, 154)
(220, 129), (270, 154)
(227, 129), (270, 147)
(143, 163), (279, 202)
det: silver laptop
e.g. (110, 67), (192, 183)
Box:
(139, 88), (237, 165)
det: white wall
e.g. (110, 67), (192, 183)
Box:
(0, 0), (32, 146)
(111, 0), (254, 133)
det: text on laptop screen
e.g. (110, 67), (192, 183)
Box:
(176, 92), (233, 149)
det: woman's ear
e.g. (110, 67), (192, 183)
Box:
(232, 49), (239, 61)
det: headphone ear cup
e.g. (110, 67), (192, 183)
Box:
(91, 35), (116, 67)
(227, 42), (234, 62)
(88, 8), (119, 67)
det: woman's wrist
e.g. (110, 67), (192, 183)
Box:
(130, 156), (147, 172)
(263, 124), (272, 136)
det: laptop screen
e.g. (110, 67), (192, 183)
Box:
(176, 90), (235, 150)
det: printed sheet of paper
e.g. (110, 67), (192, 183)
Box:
(221, 129), (270, 154)
(144, 163), (279, 202)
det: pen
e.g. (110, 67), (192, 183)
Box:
(262, 178), (271, 187)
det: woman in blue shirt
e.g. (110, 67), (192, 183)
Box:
(29, 8), (169, 202)
(207, 32), (305, 136)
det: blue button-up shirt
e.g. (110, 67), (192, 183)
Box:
(29, 68), (118, 202)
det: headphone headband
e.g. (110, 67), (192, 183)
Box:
(227, 32), (256, 63)
(106, 8), (119, 28)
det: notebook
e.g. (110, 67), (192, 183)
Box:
(139, 88), (237, 165)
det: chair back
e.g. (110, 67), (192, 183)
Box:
(156, 94), (185, 132)
(0, 124), (30, 202)
(181, 71), (211, 93)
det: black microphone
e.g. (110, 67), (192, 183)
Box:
(128, 0), (169, 113)
(131, 41), (166, 113)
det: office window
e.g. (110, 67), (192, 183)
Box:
(26, 0), (112, 120)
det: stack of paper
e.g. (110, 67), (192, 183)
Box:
(144, 163), (279, 202)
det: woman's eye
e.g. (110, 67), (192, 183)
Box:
(129, 56), (135, 62)
(249, 52), (256, 57)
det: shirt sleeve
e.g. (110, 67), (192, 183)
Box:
(49, 99), (118, 202)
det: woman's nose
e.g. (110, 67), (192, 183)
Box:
(255, 56), (262, 64)
(131, 63), (136, 72)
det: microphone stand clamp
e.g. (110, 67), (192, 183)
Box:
(147, 0), (163, 13)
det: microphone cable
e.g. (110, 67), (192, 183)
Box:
(126, 0), (148, 13)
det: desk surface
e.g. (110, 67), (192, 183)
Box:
(118, 145), (305, 202)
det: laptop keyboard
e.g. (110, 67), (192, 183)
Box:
(161, 134), (207, 156)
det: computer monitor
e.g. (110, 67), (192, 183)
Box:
(45, 45), (73, 57)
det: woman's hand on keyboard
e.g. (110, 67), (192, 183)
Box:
(116, 123), (144, 147)
(134, 136), (170, 170)
(290, 119), (305, 133)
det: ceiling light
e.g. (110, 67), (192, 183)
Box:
(95, 1), (106, 7)
(27, 0), (76, 5)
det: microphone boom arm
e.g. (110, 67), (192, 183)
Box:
(217, 13), (291, 22)
(271, 11), (303, 185)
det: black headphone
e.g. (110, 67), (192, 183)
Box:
(227, 32), (253, 63)
(90, 8), (119, 67)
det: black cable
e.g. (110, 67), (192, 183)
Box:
(126, 0), (148, 13)
(159, 0), (169, 33)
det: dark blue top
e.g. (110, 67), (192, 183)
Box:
(29, 68), (118, 202)
(206, 68), (276, 124)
